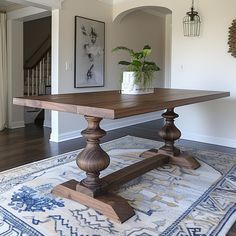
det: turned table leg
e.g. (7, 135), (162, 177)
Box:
(140, 108), (200, 169)
(159, 108), (181, 156)
(76, 116), (110, 196)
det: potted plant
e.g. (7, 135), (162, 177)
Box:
(112, 45), (160, 94)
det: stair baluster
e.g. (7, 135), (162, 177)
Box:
(27, 69), (30, 96)
(24, 51), (51, 96)
(36, 65), (38, 96)
(32, 69), (34, 95)
(39, 61), (42, 95)
(46, 52), (49, 86)
(42, 57), (45, 95)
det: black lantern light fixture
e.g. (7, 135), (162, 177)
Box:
(183, 0), (201, 37)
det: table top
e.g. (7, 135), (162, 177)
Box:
(13, 88), (230, 119)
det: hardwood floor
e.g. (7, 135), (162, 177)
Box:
(0, 119), (235, 234)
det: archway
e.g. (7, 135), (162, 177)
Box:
(113, 6), (172, 88)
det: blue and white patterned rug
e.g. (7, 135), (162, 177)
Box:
(0, 136), (236, 236)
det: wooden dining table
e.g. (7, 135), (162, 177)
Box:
(13, 88), (230, 223)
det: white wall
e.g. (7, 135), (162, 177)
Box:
(173, 1), (236, 147)
(113, 0), (236, 147)
(7, 20), (24, 129)
(50, 0), (166, 142)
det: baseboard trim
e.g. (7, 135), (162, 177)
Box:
(51, 111), (163, 143)
(8, 121), (25, 129)
(182, 132), (236, 149)
(50, 132), (59, 143)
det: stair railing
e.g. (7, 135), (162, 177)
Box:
(24, 35), (51, 96)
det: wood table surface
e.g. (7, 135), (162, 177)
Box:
(13, 88), (230, 119)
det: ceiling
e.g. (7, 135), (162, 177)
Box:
(0, 0), (24, 12)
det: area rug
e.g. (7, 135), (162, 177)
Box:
(0, 136), (236, 236)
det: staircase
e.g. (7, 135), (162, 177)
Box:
(24, 35), (51, 125)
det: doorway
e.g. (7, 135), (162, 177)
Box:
(113, 6), (172, 88)
(23, 16), (52, 127)
(7, 6), (51, 129)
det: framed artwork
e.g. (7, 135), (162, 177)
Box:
(74, 16), (105, 88)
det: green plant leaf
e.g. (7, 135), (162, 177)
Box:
(132, 52), (143, 60)
(144, 61), (155, 65)
(144, 61), (160, 71)
(143, 45), (152, 57)
(143, 45), (151, 50)
(131, 60), (142, 67)
(112, 46), (134, 55)
(118, 61), (131, 65)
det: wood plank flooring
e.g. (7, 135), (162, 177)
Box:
(0, 119), (235, 234)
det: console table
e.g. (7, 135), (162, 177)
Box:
(13, 88), (230, 223)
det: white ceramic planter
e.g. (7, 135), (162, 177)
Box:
(121, 72), (154, 95)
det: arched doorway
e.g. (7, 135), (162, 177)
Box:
(113, 6), (172, 88)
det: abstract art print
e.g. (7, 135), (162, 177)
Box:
(74, 16), (105, 88)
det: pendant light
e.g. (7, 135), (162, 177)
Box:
(183, 0), (201, 37)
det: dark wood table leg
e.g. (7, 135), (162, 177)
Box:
(52, 115), (170, 223)
(140, 108), (200, 169)
(76, 116), (110, 197)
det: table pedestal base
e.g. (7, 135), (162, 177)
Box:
(52, 180), (134, 223)
(52, 108), (199, 223)
(140, 108), (200, 169)
(140, 149), (200, 169)
(52, 150), (169, 223)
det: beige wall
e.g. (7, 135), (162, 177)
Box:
(50, 0), (167, 141)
